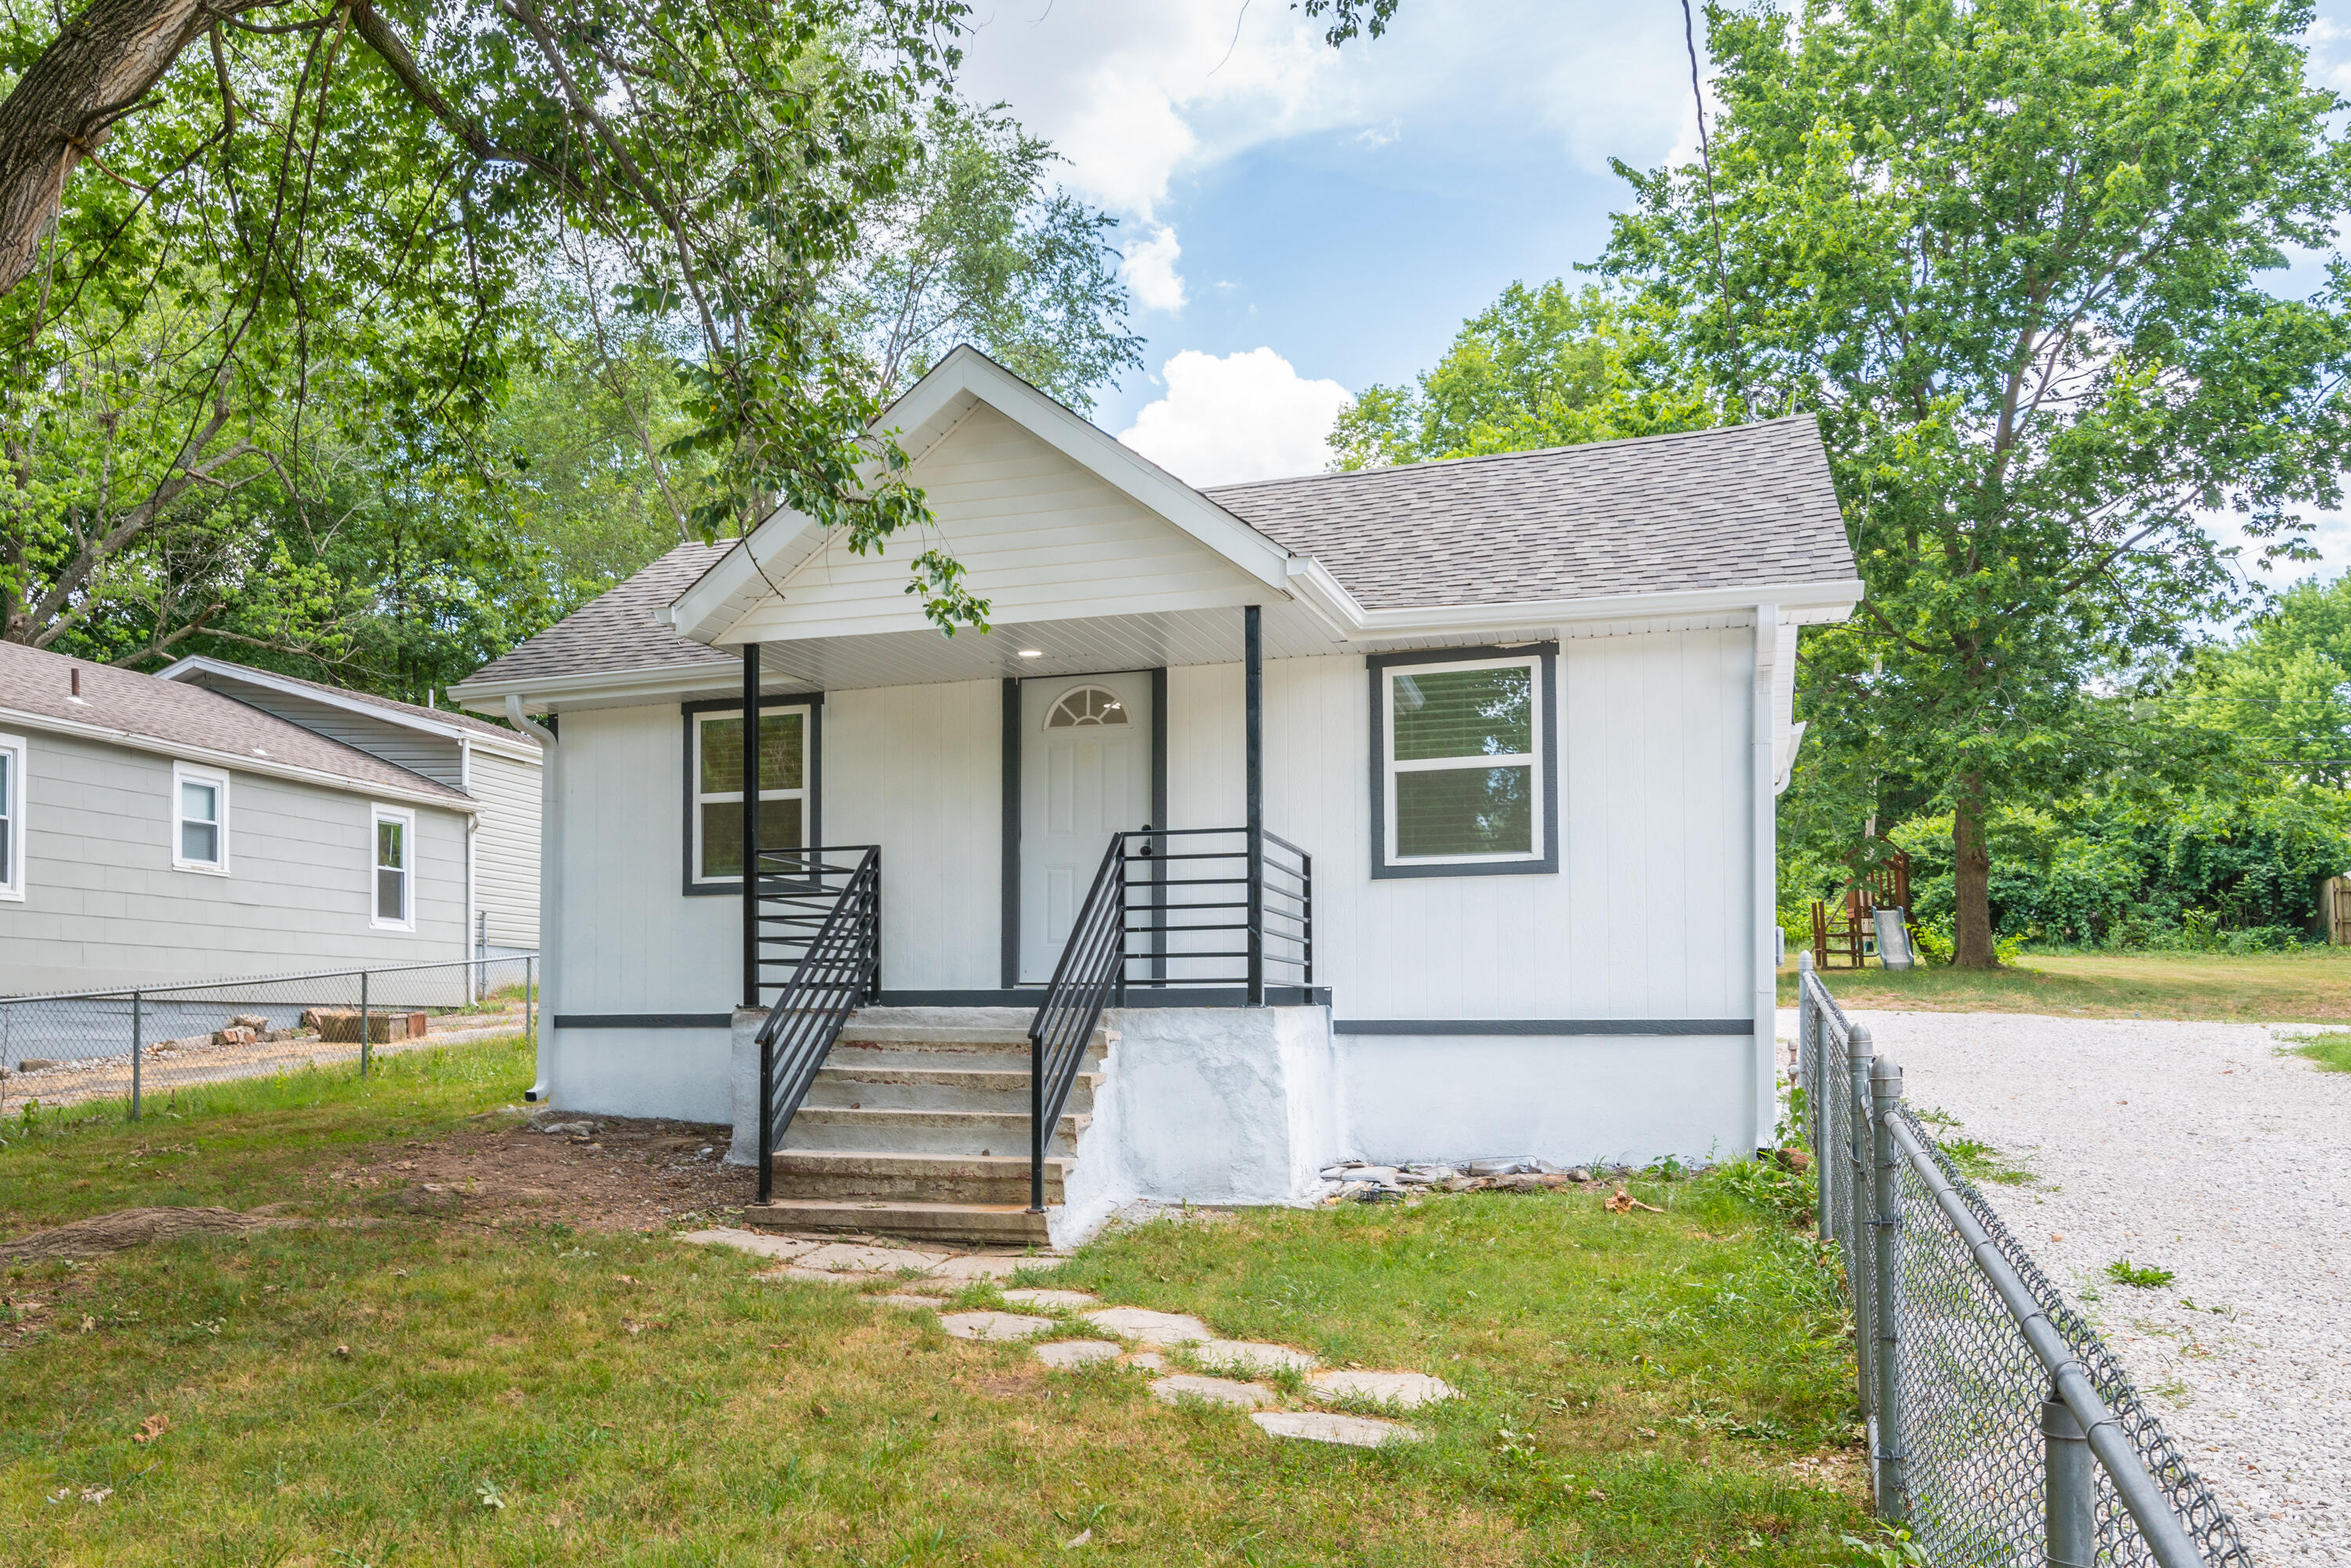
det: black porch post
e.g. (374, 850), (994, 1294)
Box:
(1245, 604), (1264, 1006)
(741, 642), (761, 1011)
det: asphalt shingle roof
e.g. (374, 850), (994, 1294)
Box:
(0, 641), (468, 802)
(460, 543), (736, 689)
(1202, 416), (1855, 611)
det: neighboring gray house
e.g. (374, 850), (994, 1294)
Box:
(158, 656), (543, 956)
(0, 643), (532, 995)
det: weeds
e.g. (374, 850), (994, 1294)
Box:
(2105, 1258), (2176, 1289)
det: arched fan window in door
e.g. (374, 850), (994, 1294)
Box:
(1045, 686), (1130, 728)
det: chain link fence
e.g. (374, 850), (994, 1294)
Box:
(1795, 956), (2250, 1568)
(0, 953), (536, 1116)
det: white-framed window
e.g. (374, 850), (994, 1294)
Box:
(371, 804), (416, 930)
(171, 762), (231, 874)
(0, 732), (25, 902)
(686, 703), (812, 887)
(1372, 648), (1557, 878)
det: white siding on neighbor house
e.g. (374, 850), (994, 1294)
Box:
(467, 747), (542, 949)
(194, 683), (466, 787)
(0, 728), (468, 995)
(725, 404), (1267, 646)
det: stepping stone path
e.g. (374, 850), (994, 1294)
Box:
(1194, 1339), (1317, 1375)
(938, 1311), (1052, 1341)
(1251, 1410), (1424, 1447)
(1033, 1340), (1123, 1370)
(1001, 1289), (1099, 1309)
(1306, 1370), (1457, 1409)
(870, 1294), (950, 1311)
(679, 1228), (1026, 1287)
(1150, 1374), (1274, 1409)
(1080, 1307), (1213, 1345)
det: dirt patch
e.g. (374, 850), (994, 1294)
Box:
(316, 1113), (756, 1232)
(1, 1205), (291, 1260)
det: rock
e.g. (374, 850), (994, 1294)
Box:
(1491, 1174), (1548, 1193)
(212, 1027), (256, 1047)
(1080, 1307), (1214, 1345)
(14, 1058), (55, 1073)
(229, 1014), (270, 1030)
(1194, 1339), (1317, 1375)
(1353, 1167), (1401, 1184)
(1034, 1339), (1122, 1370)
(938, 1311), (1052, 1341)
(1000, 1288), (1099, 1310)
(1318, 1161), (1367, 1180)
(1150, 1374), (1274, 1409)
(1251, 1410), (1425, 1447)
(1565, 1167), (1593, 1183)
(1466, 1157), (1534, 1178)
(534, 1120), (597, 1138)
(1306, 1369), (1458, 1409)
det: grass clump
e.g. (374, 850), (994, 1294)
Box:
(2281, 1033), (2351, 1073)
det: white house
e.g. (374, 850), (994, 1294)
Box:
(157, 656), (543, 957)
(0, 643), (518, 994)
(449, 347), (1859, 1247)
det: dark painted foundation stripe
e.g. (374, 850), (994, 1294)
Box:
(1333, 1018), (1757, 1036)
(552, 1014), (734, 1029)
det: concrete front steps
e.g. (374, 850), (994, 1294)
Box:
(741, 1018), (1110, 1247)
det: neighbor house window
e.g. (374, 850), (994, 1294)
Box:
(686, 702), (814, 888)
(371, 805), (415, 929)
(0, 732), (24, 901)
(1370, 648), (1557, 878)
(172, 763), (230, 874)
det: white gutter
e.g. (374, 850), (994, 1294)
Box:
(0, 704), (475, 814)
(506, 695), (561, 1104)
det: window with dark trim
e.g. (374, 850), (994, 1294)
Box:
(1368, 646), (1559, 879)
(681, 699), (818, 891)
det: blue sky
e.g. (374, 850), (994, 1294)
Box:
(957, 0), (2351, 602)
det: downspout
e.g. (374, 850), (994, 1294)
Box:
(1750, 605), (1781, 1154)
(460, 738), (477, 975)
(507, 695), (559, 1103)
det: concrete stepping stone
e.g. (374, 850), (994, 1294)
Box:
(1081, 1307), (1213, 1345)
(677, 1227), (819, 1261)
(870, 1293), (950, 1311)
(1001, 1288), (1099, 1310)
(925, 1254), (1025, 1281)
(1034, 1339), (1122, 1370)
(800, 1241), (950, 1274)
(1124, 1352), (1168, 1371)
(1252, 1410), (1425, 1447)
(1194, 1339), (1317, 1375)
(1306, 1370), (1458, 1409)
(1150, 1374), (1274, 1409)
(761, 1266), (888, 1287)
(938, 1311), (1052, 1341)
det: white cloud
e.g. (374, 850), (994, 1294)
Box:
(955, 0), (1699, 220)
(1121, 225), (1189, 314)
(1117, 347), (1352, 486)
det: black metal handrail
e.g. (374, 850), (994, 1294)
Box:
(754, 845), (881, 1203)
(1024, 825), (1314, 1211)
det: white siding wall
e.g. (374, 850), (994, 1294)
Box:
(0, 730), (468, 994)
(467, 749), (543, 950)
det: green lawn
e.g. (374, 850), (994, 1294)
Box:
(0, 1044), (1871, 1565)
(1779, 947), (2351, 1022)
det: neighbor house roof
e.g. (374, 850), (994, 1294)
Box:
(460, 543), (736, 691)
(0, 641), (471, 806)
(1205, 416), (1852, 612)
(159, 655), (538, 753)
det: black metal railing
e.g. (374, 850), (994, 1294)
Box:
(753, 845), (881, 1202)
(1023, 825), (1313, 1210)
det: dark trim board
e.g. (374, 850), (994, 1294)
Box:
(1366, 642), (1560, 880)
(554, 1013), (735, 1029)
(681, 691), (824, 898)
(1334, 1018), (1757, 1036)
(878, 987), (1332, 1009)
(1000, 677), (1021, 989)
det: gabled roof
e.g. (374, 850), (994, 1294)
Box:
(159, 655), (539, 753)
(0, 641), (470, 806)
(1206, 416), (1852, 611)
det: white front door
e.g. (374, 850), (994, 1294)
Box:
(1021, 672), (1154, 983)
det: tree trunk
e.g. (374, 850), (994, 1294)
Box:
(0, 0), (221, 298)
(1951, 777), (1997, 968)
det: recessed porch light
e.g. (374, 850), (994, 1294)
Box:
(1016, 648), (1045, 658)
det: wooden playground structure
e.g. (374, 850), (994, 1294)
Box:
(1809, 849), (1917, 970)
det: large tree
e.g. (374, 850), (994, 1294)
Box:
(1603, 0), (2351, 966)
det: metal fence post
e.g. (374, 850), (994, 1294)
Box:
(2044, 1391), (2095, 1568)
(359, 968), (371, 1079)
(1797, 953), (1828, 1239)
(1870, 1055), (1907, 1523)
(129, 990), (142, 1122)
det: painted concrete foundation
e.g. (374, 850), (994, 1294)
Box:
(544, 1023), (735, 1125)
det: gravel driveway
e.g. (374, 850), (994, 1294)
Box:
(1780, 1007), (2349, 1566)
